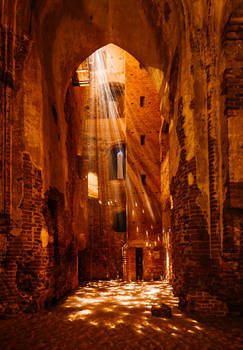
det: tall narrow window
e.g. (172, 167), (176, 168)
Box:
(72, 59), (90, 86)
(110, 144), (126, 180)
(141, 174), (146, 185)
(140, 135), (145, 145)
(113, 211), (126, 232)
(117, 150), (124, 179)
(140, 96), (145, 107)
(77, 155), (83, 179)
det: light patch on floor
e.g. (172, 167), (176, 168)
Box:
(0, 280), (243, 350)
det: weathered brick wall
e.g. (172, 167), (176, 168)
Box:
(66, 47), (127, 280)
(186, 291), (229, 316)
(0, 26), (14, 216)
(170, 121), (211, 298)
(0, 152), (78, 313)
(124, 50), (163, 281)
(218, 7), (243, 312)
(125, 247), (136, 281)
(0, 19), (80, 313)
(143, 246), (164, 280)
(166, 1), (243, 315)
(168, 10), (222, 313)
(1, 0), (243, 317)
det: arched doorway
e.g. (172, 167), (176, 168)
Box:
(68, 44), (163, 282)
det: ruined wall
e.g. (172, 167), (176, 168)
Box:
(0, 3), (80, 312)
(1, 0), (243, 316)
(167, 1), (223, 313)
(218, 4), (243, 313)
(124, 51), (163, 281)
(164, 0), (243, 315)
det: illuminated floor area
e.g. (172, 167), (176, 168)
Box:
(0, 281), (243, 350)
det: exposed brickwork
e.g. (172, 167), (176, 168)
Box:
(166, 3), (243, 315)
(170, 97), (211, 305)
(1, 0), (243, 318)
(0, 24), (31, 217)
(143, 246), (164, 280)
(160, 121), (169, 162)
(0, 153), (78, 313)
(186, 291), (229, 316)
(218, 8), (243, 312)
(0, 153), (44, 312)
(0, 26), (13, 216)
(124, 50), (162, 281)
(124, 247), (136, 281)
(85, 197), (124, 280)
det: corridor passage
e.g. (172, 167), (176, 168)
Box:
(0, 281), (243, 350)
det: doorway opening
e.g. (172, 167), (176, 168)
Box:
(136, 248), (143, 280)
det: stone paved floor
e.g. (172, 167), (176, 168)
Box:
(0, 280), (243, 350)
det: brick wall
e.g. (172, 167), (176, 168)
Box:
(124, 50), (163, 281)
(0, 152), (78, 313)
(1, 1), (243, 317)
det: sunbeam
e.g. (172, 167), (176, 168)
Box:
(76, 43), (165, 282)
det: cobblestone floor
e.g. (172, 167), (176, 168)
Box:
(0, 280), (243, 350)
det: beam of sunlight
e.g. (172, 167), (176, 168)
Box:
(78, 44), (162, 278)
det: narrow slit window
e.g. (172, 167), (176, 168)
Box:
(73, 59), (90, 86)
(117, 150), (124, 179)
(110, 144), (126, 180)
(113, 211), (126, 232)
(140, 96), (145, 107)
(141, 174), (146, 185)
(77, 155), (83, 179)
(140, 135), (145, 145)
